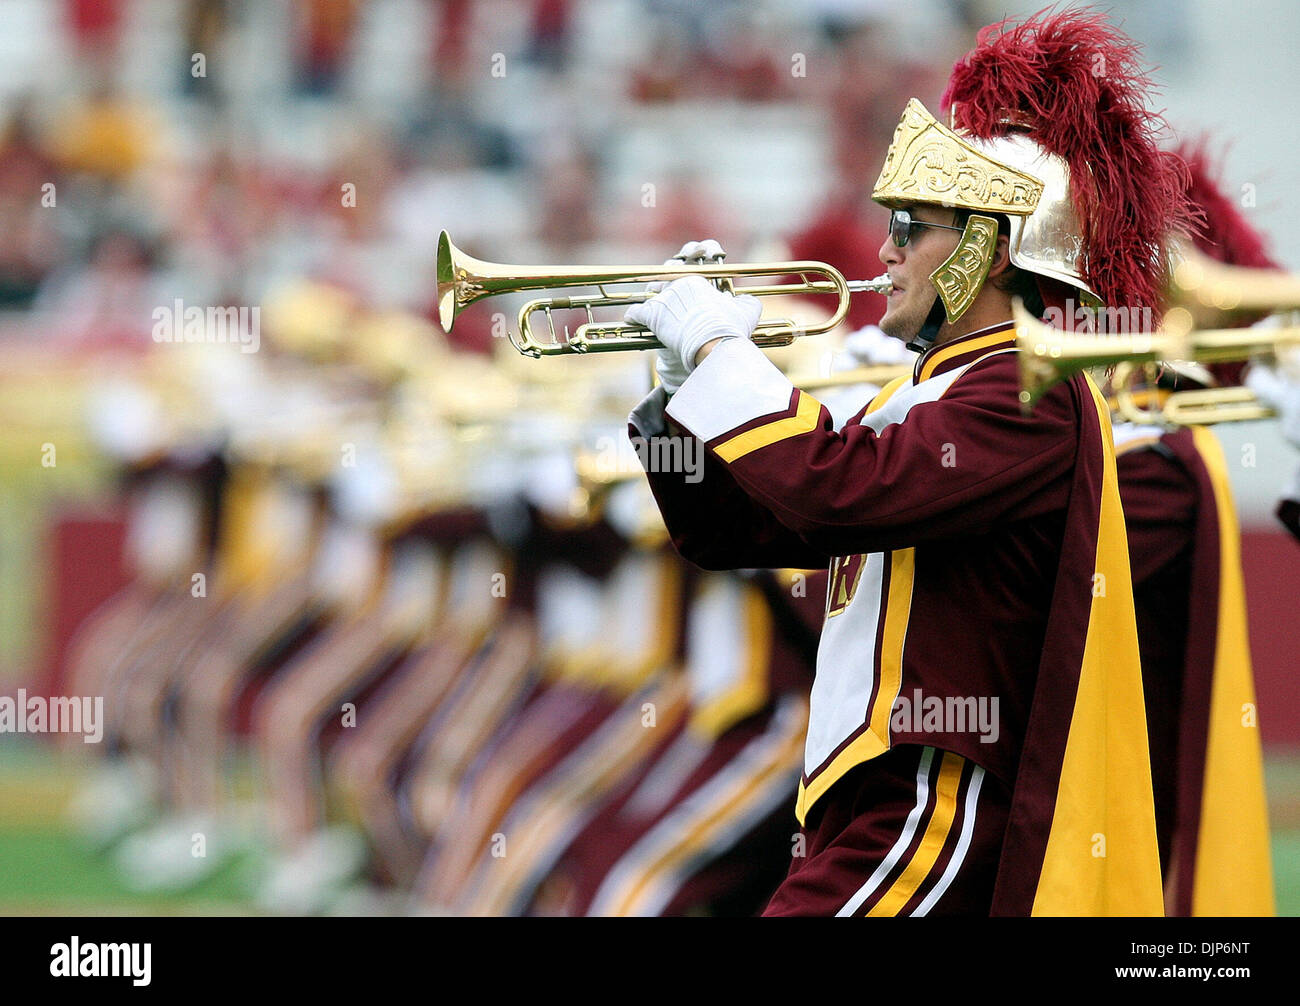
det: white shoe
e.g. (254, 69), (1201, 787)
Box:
(113, 813), (232, 892)
(254, 825), (369, 915)
(65, 758), (157, 851)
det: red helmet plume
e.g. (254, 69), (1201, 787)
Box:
(940, 6), (1200, 316)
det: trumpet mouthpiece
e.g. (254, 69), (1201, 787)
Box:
(848, 275), (893, 295)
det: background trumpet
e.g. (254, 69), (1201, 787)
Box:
(436, 231), (891, 358)
(1016, 254), (1300, 423)
(1169, 246), (1300, 328)
(1014, 298), (1300, 423)
(1108, 361), (1277, 425)
(787, 363), (912, 392)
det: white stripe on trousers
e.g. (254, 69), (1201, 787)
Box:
(912, 765), (984, 916)
(835, 746), (935, 917)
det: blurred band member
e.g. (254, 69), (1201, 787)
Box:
(1113, 141), (1277, 916)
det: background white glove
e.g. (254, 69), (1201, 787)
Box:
(839, 324), (915, 368)
(1245, 360), (1300, 450)
(641, 239), (737, 385)
(625, 275), (762, 374)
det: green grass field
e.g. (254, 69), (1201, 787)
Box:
(1, 738), (1298, 916)
(0, 742), (258, 915)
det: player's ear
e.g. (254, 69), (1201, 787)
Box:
(986, 234), (1012, 280)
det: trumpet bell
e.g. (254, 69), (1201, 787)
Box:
(1170, 245), (1300, 327)
(439, 230), (542, 333)
(1012, 298), (1173, 412)
(436, 230), (463, 332)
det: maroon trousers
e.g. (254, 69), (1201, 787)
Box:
(765, 744), (1009, 917)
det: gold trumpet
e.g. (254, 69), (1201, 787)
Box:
(1109, 362), (1275, 425)
(1017, 253), (1300, 424)
(436, 231), (892, 357)
(1170, 246), (1300, 328)
(1014, 299), (1300, 422)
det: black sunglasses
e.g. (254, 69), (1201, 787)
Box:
(889, 209), (965, 248)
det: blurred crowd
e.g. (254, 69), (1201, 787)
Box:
(0, 0), (985, 353)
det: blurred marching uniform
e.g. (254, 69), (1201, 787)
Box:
(1114, 424), (1273, 915)
(63, 445), (231, 851)
(516, 568), (821, 917)
(66, 450), (225, 756)
(61, 349), (267, 861)
(414, 487), (691, 912)
(172, 465), (333, 830)
(88, 374), (397, 888)
(326, 510), (508, 886)
(327, 459), (822, 916)
(626, 10), (1196, 916)
(1107, 141), (1279, 915)
(251, 524), (435, 903)
(407, 513), (630, 908)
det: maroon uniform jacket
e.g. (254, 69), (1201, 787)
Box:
(629, 320), (1161, 915)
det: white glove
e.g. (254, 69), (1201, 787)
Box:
(1245, 361), (1300, 450)
(646, 239), (726, 295)
(625, 275), (762, 374)
(646, 240), (728, 391)
(654, 349), (690, 395)
(670, 238), (726, 263)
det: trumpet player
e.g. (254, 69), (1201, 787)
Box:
(624, 9), (1195, 916)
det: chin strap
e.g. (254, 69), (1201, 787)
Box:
(905, 294), (947, 354)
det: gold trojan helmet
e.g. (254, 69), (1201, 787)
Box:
(870, 10), (1196, 344)
(872, 98), (1098, 324)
